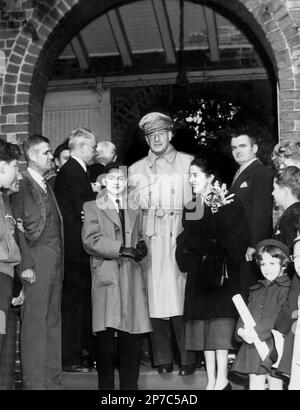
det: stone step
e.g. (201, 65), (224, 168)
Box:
(62, 366), (244, 390)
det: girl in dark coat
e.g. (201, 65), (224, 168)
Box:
(176, 157), (248, 390)
(232, 239), (291, 390)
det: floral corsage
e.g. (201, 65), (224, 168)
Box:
(204, 181), (235, 214)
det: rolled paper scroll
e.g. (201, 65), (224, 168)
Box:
(232, 294), (270, 361)
(271, 330), (284, 369)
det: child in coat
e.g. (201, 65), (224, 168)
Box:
(82, 162), (151, 390)
(273, 236), (300, 389)
(232, 239), (291, 390)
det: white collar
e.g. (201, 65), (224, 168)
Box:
(107, 194), (124, 211)
(28, 167), (47, 192)
(71, 155), (87, 172)
(238, 157), (257, 173)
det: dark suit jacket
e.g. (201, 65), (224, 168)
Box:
(54, 157), (95, 264)
(10, 170), (64, 272)
(87, 163), (106, 183)
(230, 159), (274, 248)
(273, 202), (300, 254)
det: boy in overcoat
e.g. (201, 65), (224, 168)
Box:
(82, 163), (151, 390)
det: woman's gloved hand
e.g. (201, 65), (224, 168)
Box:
(136, 240), (148, 262)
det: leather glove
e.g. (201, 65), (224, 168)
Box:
(136, 240), (148, 262)
(119, 246), (138, 260)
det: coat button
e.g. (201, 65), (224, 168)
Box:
(170, 211), (174, 216)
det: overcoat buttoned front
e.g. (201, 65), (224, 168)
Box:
(176, 197), (249, 321)
(232, 276), (291, 375)
(82, 192), (152, 334)
(128, 145), (193, 318)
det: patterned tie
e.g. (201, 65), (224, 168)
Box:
(42, 178), (47, 193)
(116, 199), (125, 244)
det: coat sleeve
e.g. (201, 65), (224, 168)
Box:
(137, 209), (145, 242)
(175, 207), (209, 272)
(275, 210), (300, 253)
(275, 275), (300, 334)
(255, 285), (291, 341)
(212, 199), (249, 266)
(249, 166), (273, 247)
(81, 202), (122, 260)
(10, 184), (35, 272)
(16, 230), (35, 273)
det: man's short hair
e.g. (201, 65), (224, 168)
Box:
(231, 126), (258, 146)
(275, 166), (300, 199)
(0, 139), (21, 162)
(68, 127), (95, 151)
(96, 141), (116, 162)
(53, 139), (69, 160)
(23, 135), (49, 163)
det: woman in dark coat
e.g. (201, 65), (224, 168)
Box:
(176, 156), (249, 390)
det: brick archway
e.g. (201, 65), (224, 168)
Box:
(1, 0), (300, 143)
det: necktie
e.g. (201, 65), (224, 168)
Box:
(42, 178), (47, 193)
(116, 199), (125, 244)
(232, 167), (242, 185)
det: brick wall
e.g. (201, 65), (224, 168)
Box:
(0, 0), (300, 144)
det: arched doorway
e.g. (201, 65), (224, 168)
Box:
(1, 0), (299, 146)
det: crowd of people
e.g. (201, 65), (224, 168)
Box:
(0, 112), (300, 390)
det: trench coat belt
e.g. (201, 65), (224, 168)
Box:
(142, 208), (183, 237)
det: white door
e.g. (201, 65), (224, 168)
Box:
(43, 88), (111, 149)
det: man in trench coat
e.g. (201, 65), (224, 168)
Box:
(128, 112), (196, 375)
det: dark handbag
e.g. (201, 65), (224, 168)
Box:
(196, 240), (228, 291)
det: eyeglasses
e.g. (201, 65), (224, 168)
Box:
(291, 255), (300, 262)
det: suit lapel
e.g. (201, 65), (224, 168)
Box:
(23, 170), (47, 226)
(96, 192), (121, 230)
(96, 191), (139, 245)
(230, 159), (260, 190)
(24, 170), (46, 209)
(46, 181), (63, 225)
(69, 157), (90, 184)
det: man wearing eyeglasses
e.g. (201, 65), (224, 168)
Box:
(54, 127), (97, 373)
(128, 112), (197, 376)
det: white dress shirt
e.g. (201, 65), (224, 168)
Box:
(28, 167), (47, 193)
